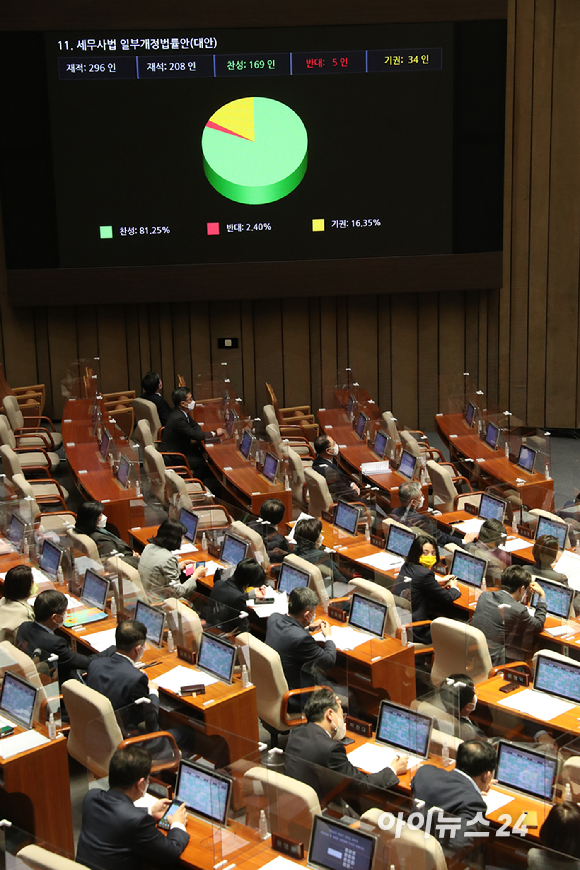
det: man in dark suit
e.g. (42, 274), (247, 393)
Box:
(140, 371), (172, 427)
(285, 688), (406, 809)
(313, 434), (361, 503)
(390, 481), (477, 548)
(411, 739), (497, 853)
(16, 590), (96, 684)
(159, 386), (223, 482)
(76, 745), (189, 870)
(247, 498), (291, 561)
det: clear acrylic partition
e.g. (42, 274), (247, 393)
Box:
(61, 357), (101, 402)
(193, 360), (242, 407)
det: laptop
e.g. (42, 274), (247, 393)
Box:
(334, 500), (360, 536)
(160, 760), (232, 830)
(307, 815), (376, 870)
(0, 671), (39, 730)
(262, 452), (280, 483)
(517, 444), (536, 474)
(450, 549), (487, 589)
(355, 411), (368, 440)
(479, 492), (506, 522)
(398, 449), (417, 481)
(278, 561), (310, 595)
(464, 401), (476, 428)
(534, 653), (580, 704)
(495, 740), (558, 802)
(372, 430), (388, 459)
(39, 539), (63, 580)
(484, 421), (500, 450)
(116, 455), (132, 488)
(385, 523), (415, 560)
(348, 592), (388, 638)
(196, 632), (237, 684)
(220, 532), (248, 567)
(179, 507), (199, 543)
(134, 599), (165, 648)
(535, 514), (568, 550)
(99, 428), (111, 461)
(239, 430), (253, 460)
(4, 514), (26, 554)
(64, 568), (110, 627)
(531, 577), (574, 619)
(375, 699), (433, 767)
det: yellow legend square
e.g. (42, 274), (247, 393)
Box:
(312, 218), (325, 232)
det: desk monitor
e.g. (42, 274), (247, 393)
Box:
(262, 452), (280, 483)
(334, 500), (359, 536)
(398, 450), (417, 481)
(173, 759), (232, 826)
(531, 577), (574, 620)
(534, 652), (580, 704)
(307, 815), (376, 870)
(197, 632), (236, 684)
(134, 599), (165, 648)
(179, 508), (199, 544)
(535, 515), (568, 551)
(373, 430), (388, 459)
(348, 592), (387, 638)
(464, 401), (476, 428)
(450, 549), (487, 589)
(278, 561), (310, 595)
(346, 393), (356, 420)
(517, 444), (536, 474)
(495, 740), (558, 802)
(116, 455), (132, 488)
(220, 532), (248, 567)
(484, 421), (500, 450)
(7, 513), (26, 553)
(81, 568), (109, 611)
(479, 492), (506, 522)
(375, 699), (433, 760)
(39, 539), (63, 580)
(385, 523), (415, 560)
(355, 411), (368, 440)
(0, 671), (38, 730)
(240, 430), (253, 460)
(225, 408), (236, 439)
(99, 428), (111, 460)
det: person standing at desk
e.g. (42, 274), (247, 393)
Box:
(0, 565), (35, 643)
(140, 371), (172, 427)
(76, 745), (189, 870)
(159, 386), (223, 483)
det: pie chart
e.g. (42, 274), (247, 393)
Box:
(201, 97), (308, 205)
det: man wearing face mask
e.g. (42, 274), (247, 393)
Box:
(285, 688), (406, 808)
(313, 435), (363, 503)
(159, 386), (224, 483)
(390, 481), (477, 547)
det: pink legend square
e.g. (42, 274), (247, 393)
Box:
(207, 222), (220, 236)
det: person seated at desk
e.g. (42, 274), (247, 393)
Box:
(75, 500), (139, 570)
(411, 739), (497, 853)
(140, 371), (172, 428)
(533, 533), (580, 616)
(390, 481), (477, 549)
(159, 386), (223, 483)
(392, 533), (460, 644)
(313, 434), (364, 503)
(247, 498), (291, 561)
(0, 565), (35, 644)
(293, 517), (348, 591)
(207, 557), (269, 633)
(528, 802), (580, 870)
(139, 519), (206, 600)
(471, 564), (547, 665)
(16, 589), (96, 683)
(285, 688), (406, 810)
(465, 518), (510, 585)
(76, 745), (189, 870)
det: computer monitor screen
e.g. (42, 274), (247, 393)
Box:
(464, 401), (476, 428)
(174, 759), (232, 826)
(535, 515), (568, 550)
(116, 455), (131, 487)
(450, 549), (487, 589)
(479, 492), (506, 522)
(225, 408), (236, 439)
(39, 540), (62, 579)
(495, 741), (558, 802)
(484, 421), (500, 450)
(82, 568), (109, 610)
(334, 501), (359, 536)
(534, 653), (580, 704)
(531, 577), (574, 620)
(197, 632), (236, 684)
(308, 815), (376, 870)
(385, 524), (415, 559)
(179, 508), (199, 543)
(220, 532), (248, 567)
(278, 561), (310, 595)
(7, 514), (26, 552)
(134, 600), (165, 647)
(346, 394), (356, 420)
(99, 428), (111, 460)
(375, 699), (432, 759)
(398, 450), (417, 480)
(373, 430), (388, 458)
(0, 671), (38, 729)
(517, 444), (536, 473)
(240, 430), (253, 459)
(348, 593), (387, 638)
(262, 452), (279, 483)
(355, 412), (368, 439)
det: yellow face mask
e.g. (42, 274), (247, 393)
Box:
(30, 582), (39, 597)
(419, 554), (437, 569)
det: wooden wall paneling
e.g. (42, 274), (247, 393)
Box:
(46, 307), (80, 417)
(391, 293), (419, 428)
(546, 0), (580, 426)
(137, 305), (152, 389)
(0, 295), (38, 392)
(438, 291), (466, 422)
(417, 293), (439, 429)
(318, 297), (338, 410)
(377, 295), (392, 414)
(147, 305), (162, 380)
(477, 288), (489, 399)
(208, 301), (245, 408)
(95, 307), (130, 395)
(240, 302), (256, 417)
(335, 297), (349, 389)
(33, 307), (52, 416)
(158, 305), (175, 400)
(346, 296), (379, 403)
(75, 306), (98, 363)
(486, 288), (501, 406)
(171, 302), (192, 391)
(464, 290), (480, 390)
(252, 298), (283, 416)
(188, 299), (212, 400)
(125, 305), (143, 397)
(281, 296), (311, 410)
(308, 298), (323, 410)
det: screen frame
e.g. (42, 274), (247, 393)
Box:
(179, 507), (199, 543)
(262, 452), (280, 483)
(81, 567), (109, 610)
(0, 671), (39, 730)
(239, 429), (254, 459)
(278, 560), (310, 595)
(516, 444), (536, 474)
(348, 591), (388, 638)
(533, 652), (580, 703)
(397, 449), (417, 480)
(535, 514), (568, 550)
(39, 539), (63, 578)
(219, 531), (248, 566)
(484, 421), (500, 450)
(464, 401), (476, 428)
(531, 577), (574, 619)
(450, 548), (487, 589)
(385, 522), (415, 558)
(355, 411), (369, 439)
(334, 499), (360, 536)
(478, 491), (506, 522)
(7, 513), (26, 552)
(307, 814), (376, 870)
(134, 599), (166, 648)
(196, 631), (237, 684)
(174, 758), (233, 826)
(495, 739), (558, 802)
(373, 430), (388, 458)
(375, 698), (433, 759)
(116, 454), (132, 487)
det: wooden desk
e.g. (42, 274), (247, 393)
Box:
(475, 674), (580, 740)
(177, 816), (277, 870)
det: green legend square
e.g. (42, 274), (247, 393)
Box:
(99, 225), (113, 239)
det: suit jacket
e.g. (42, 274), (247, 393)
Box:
(393, 563), (461, 644)
(0, 597), (34, 644)
(285, 721), (398, 804)
(16, 621), (94, 684)
(208, 577), (249, 632)
(87, 649), (160, 733)
(312, 456), (357, 502)
(293, 541), (347, 587)
(76, 526), (138, 567)
(528, 847), (580, 870)
(246, 519), (290, 559)
(140, 391), (172, 427)
(159, 407), (206, 459)
(389, 506), (461, 548)
(265, 612), (336, 691)
(139, 543), (186, 598)
(466, 541), (509, 585)
(471, 588), (547, 665)
(411, 765), (487, 852)
(76, 787), (189, 870)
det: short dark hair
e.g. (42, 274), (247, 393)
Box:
(141, 372), (161, 395)
(314, 435), (331, 455)
(533, 534), (560, 568)
(398, 481), (422, 504)
(405, 533), (437, 565)
(172, 387), (190, 407)
(501, 564), (532, 593)
(259, 498), (285, 525)
(304, 687), (339, 723)
(295, 518), (322, 544)
(540, 802), (580, 859)
(456, 740), (496, 778)
(441, 674), (476, 714)
(108, 746), (152, 790)
(151, 519), (186, 551)
(232, 558), (266, 592)
(3, 565), (34, 601)
(478, 518), (507, 545)
(288, 586), (318, 616)
(34, 589), (67, 622)
(115, 620), (147, 653)
(75, 501), (104, 535)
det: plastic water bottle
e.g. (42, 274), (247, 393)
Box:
(241, 664), (249, 688)
(365, 523), (371, 543)
(400, 625), (408, 647)
(442, 741), (450, 768)
(48, 712), (56, 740)
(322, 589), (330, 614)
(258, 809), (269, 840)
(110, 596), (117, 619)
(481, 577), (486, 593)
(167, 630), (175, 653)
(201, 532), (208, 553)
(56, 566), (64, 585)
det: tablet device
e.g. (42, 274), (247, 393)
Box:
(278, 561), (310, 595)
(385, 523), (415, 559)
(172, 759), (232, 827)
(375, 699), (433, 760)
(0, 671), (38, 730)
(239, 430), (253, 460)
(450, 549), (487, 589)
(39, 539), (63, 580)
(220, 532), (248, 567)
(517, 444), (536, 474)
(262, 452), (280, 483)
(534, 653), (580, 704)
(196, 632), (236, 684)
(348, 592), (387, 638)
(307, 815), (376, 870)
(495, 740), (558, 802)
(334, 500), (359, 536)
(134, 599), (165, 648)
(479, 492), (506, 522)
(531, 577), (574, 620)
(535, 515), (568, 550)
(346, 393), (356, 420)
(484, 421), (500, 450)
(116, 455), (132, 488)
(7, 514), (26, 553)
(81, 568), (109, 610)
(373, 430), (388, 459)
(179, 507), (199, 543)
(464, 401), (476, 428)
(355, 411), (368, 439)
(398, 450), (417, 480)
(99, 428), (111, 460)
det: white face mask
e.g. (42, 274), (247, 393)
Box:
(187, 400), (195, 411)
(417, 496), (425, 509)
(328, 443), (339, 456)
(331, 711), (346, 742)
(316, 535), (324, 547)
(97, 514), (107, 529)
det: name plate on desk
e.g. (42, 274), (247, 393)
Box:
(464, 503), (478, 516)
(328, 605), (348, 623)
(516, 525), (535, 540)
(177, 646), (196, 665)
(271, 833), (304, 860)
(207, 542), (220, 559)
(346, 716), (372, 738)
(321, 510), (334, 524)
(500, 667), (529, 691)
(370, 534), (385, 549)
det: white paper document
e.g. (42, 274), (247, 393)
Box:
(258, 858), (302, 870)
(247, 589), (288, 618)
(556, 551), (580, 586)
(498, 688), (575, 720)
(171, 542), (198, 555)
(201, 560), (221, 577)
(347, 742), (423, 773)
(356, 552), (404, 572)
(451, 518), (485, 534)
(28, 593), (82, 611)
(154, 665), (217, 693)
(545, 624), (577, 637)
(311, 625), (373, 651)
(360, 461), (391, 475)
(81, 627), (117, 652)
(482, 788), (515, 814)
(499, 537), (533, 553)
(0, 730), (50, 759)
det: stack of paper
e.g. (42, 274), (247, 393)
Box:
(311, 625), (373, 651)
(247, 589), (288, 618)
(498, 688), (574, 720)
(556, 551), (580, 588)
(347, 742), (423, 773)
(154, 665), (217, 693)
(171, 542), (198, 555)
(82, 627), (117, 652)
(451, 518), (485, 534)
(360, 461), (391, 475)
(0, 730), (50, 759)
(499, 537), (533, 553)
(356, 552), (404, 572)
(482, 789), (514, 813)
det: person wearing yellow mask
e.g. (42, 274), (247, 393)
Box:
(392, 533), (460, 644)
(0, 565), (35, 644)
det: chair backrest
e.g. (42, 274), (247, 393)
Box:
(134, 418), (154, 450)
(67, 528), (102, 564)
(0, 444), (22, 480)
(282, 553), (327, 603)
(230, 520), (270, 569)
(529, 508), (571, 547)
(361, 807), (447, 870)
(349, 578), (399, 638)
(263, 404), (280, 433)
(133, 398), (162, 440)
(430, 617), (492, 687)
(304, 467), (333, 517)
(265, 422), (281, 445)
(143, 445), (168, 506)
(426, 460), (458, 512)
(62, 679), (123, 776)
(265, 383), (282, 422)
(17, 845), (84, 870)
(399, 430), (421, 458)
(243, 766), (321, 844)
(284, 444), (307, 507)
(3, 395), (25, 431)
(0, 641), (47, 721)
(193, 505), (232, 531)
(11, 474), (41, 522)
(163, 599), (202, 653)
(165, 468), (193, 519)
(236, 632), (290, 731)
(381, 412), (399, 454)
(0, 416), (17, 450)
(107, 555), (144, 591)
